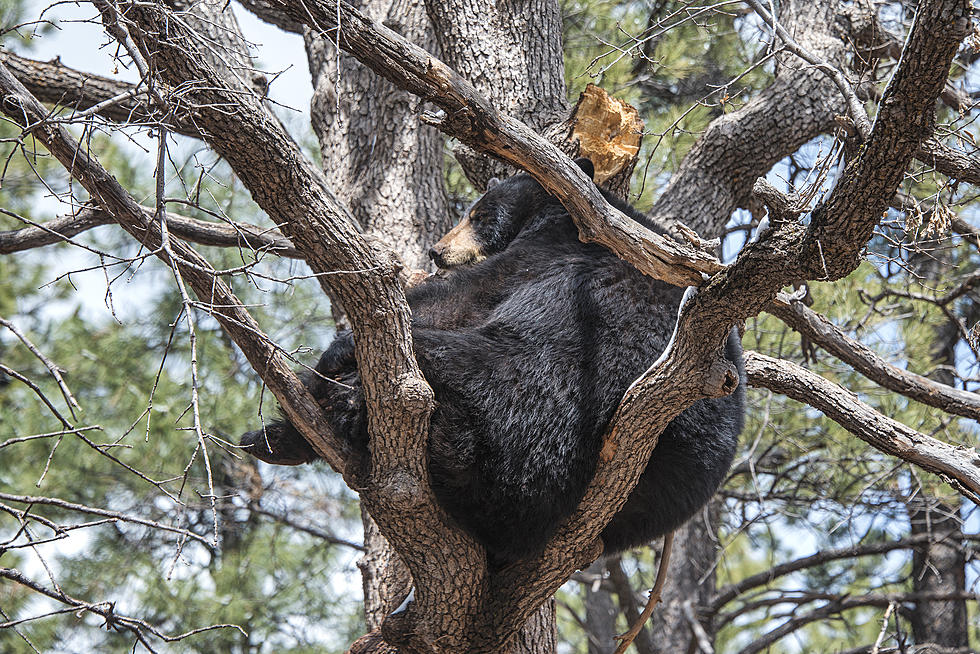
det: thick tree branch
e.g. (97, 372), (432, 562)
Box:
(917, 136), (980, 186)
(0, 51), (204, 139)
(768, 294), (980, 421)
(260, 0), (721, 288)
(0, 61), (347, 475)
(245, 0), (974, 648)
(745, 351), (980, 504)
(111, 3), (485, 651)
(0, 206), (298, 257)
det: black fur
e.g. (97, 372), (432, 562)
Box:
(241, 162), (746, 562)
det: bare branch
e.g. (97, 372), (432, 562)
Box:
(0, 566), (245, 645)
(0, 51), (204, 138)
(917, 136), (980, 186)
(0, 60), (348, 475)
(612, 532), (673, 654)
(0, 316), (79, 416)
(745, 0), (872, 139)
(744, 351), (980, 505)
(251, 506), (365, 550)
(0, 492), (213, 548)
(710, 533), (980, 615)
(736, 592), (978, 654)
(0, 205), (299, 256)
(768, 294), (980, 421)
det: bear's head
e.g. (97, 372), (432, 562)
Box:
(428, 158), (594, 268)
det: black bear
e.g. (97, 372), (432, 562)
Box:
(241, 159), (746, 562)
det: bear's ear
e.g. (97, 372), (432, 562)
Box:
(574, 157), (595, 180)
(486, 177), (501, 191)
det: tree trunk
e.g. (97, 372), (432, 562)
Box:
(903, 202), (970, 648)
(906, 264), (969, 647)
(422, 0), (568, 186)
(583, 560), (617, 654)
(908, 501), (968, 647)
(304, 0), (450, 273)
(304, 0), (450, 641)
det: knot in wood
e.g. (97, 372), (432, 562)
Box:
(395, 374), (435, 413)
(703, 359), (739, 398)
(376, 469), (427, 512)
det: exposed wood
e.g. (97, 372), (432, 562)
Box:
(567, 84), (644, 199)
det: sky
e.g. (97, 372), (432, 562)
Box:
(22, 2), (313, 112)
(8, 2), (317, 324)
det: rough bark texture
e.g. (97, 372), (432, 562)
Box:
(649, 0), (847, 238)
(423, 0), (568, 186)
(7, 0), (975, 651)
(305, 0), (449, 272)
(744, 352), (980, 503)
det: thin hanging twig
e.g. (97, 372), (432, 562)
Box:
(613, 531), (674, 654)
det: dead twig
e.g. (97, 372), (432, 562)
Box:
(613, 531), (674, 654)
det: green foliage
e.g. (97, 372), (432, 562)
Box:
(0, 112), (360, 653)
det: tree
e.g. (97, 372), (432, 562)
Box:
(0, 0), (978, 652)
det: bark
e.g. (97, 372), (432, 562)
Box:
(423, 0), (567, 185)
(906, 225), (970, 648)
(358, 508), (413, 631)
(647, 509), (719, 654)
(908, 502), (969, 647)
(6, 0), (972, 650)
(744, 351), (980, 504)
(0, 206), (298, 257)
(304, 0), (449, 272)
(648, 0), (848, 238)
(768, 294), (980, 421)
(583, 560), (617, 654)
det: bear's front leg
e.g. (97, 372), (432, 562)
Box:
(240, 421), (318, 465)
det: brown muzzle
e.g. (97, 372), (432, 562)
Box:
(429, 215), (486, 268)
